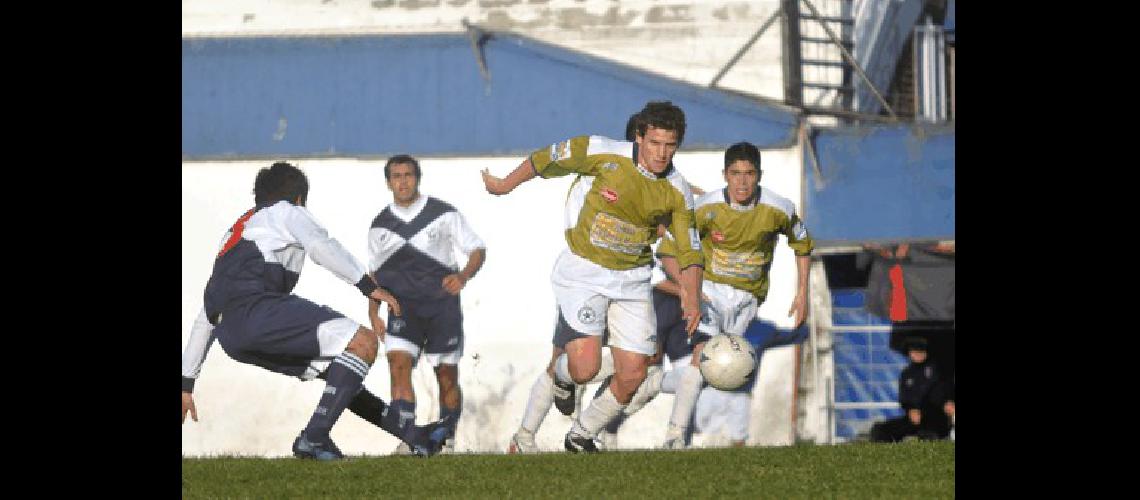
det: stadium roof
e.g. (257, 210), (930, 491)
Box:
(182, 31), (802, 160)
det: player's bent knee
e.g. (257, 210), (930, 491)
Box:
(568, 359), (600, 384)
(346, 328), (378, 365)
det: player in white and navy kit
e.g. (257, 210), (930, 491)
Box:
(368, 155), (486, 453)
(180, 162), (451, 461)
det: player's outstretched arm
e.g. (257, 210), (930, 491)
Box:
(182, 391), (198, 424)
(482, 158), (537, 195)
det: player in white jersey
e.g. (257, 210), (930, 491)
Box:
(485, 101), (704, 453)
(181, 162), (451, 460)
(368, 155), (486, 454)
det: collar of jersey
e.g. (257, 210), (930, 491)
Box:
(722, 187), (759, 211)
(389, 193), (427, 222)
(632, 142), (675, 180)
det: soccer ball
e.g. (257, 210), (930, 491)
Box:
(698, 334), (758, 390)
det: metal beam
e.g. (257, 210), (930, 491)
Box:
(782, 0), (804, 108)
(710, 8), (783, 88)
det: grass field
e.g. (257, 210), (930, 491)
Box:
(182, 440), (954, 498)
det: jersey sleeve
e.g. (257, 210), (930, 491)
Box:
(449, 210), (486, 256)
(667, 188), (703, 270)
(285, 206), (377, 296)
(783, 211), (815, 257)
(529, 136), (598, 179)
(181, 308), (216, 393)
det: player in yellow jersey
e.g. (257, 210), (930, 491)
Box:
(483, 101), (704, 453)
(655, 141), (814, 448)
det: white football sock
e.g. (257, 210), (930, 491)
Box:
(554, 353), (573, 385)
(623, 364), (664, 416)
(571, 387), (627, 438)
(668, 364), (704, 431)
(519, 371), (555, 434)
(661, 355), (693, 394)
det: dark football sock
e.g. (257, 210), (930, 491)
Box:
(303, 351), (369, 444)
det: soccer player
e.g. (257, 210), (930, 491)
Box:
(652, 141), (813, 448)
(181, 161), (451, 461)
(484, 101), (704, 453)
(508, 112), (656, 453)
(367, 155), (487, 453)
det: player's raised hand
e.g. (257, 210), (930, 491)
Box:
(182, 391), (198, 424)
(481, 168), (510, 195)
(370, 287), (401, 316)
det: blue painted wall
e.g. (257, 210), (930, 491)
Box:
(803, 124), (954, 245)
(182, 33), (801, 159)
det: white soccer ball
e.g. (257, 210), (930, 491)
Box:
(698, 334), (758, 391)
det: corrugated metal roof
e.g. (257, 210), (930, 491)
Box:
(182, 32), (801, 159)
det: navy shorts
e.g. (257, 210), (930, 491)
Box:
(214, 294), (356, 379)
(654, 289), (711, 362)
(386, 295), (464, 356)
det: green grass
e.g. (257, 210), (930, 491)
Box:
(182, 441), (954, 499)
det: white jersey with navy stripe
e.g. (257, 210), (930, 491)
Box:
(368, 195), (485, 301)
(182, 200), (371, 388)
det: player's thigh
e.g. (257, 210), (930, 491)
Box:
(423, 297), (464, 367)
(606, 298), (657, 356)
(553, 284), (609, 336)
(384, 301), (428, 360)
(216, 295), (359, 380)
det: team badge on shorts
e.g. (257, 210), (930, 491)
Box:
(577, 306), (598, 324)
(390, 316), (406, 334)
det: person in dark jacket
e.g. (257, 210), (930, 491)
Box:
(870, 336), (952, 442)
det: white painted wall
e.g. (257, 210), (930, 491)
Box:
(182, 0), (790, 103)
(181, 145), (805, 456)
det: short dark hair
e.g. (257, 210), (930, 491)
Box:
(624, 112), (642, 141)
(254, 161), (309, 207)
(724, 141), (761, 172)
(384, 154), (421, 180)
(636, 101), (686, 144)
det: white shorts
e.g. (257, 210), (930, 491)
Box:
(302, 317), (361, 380)
(550, 249), (656, 355)
(696, 280), (758, 337)
(384, 335), (462, 367)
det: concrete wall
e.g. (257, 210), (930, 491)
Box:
(181, 145), (805, 456)
(183, 0), (790, 102)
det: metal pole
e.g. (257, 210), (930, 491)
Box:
(710, 8), (783, 88)
(799, 0), (897, 119)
